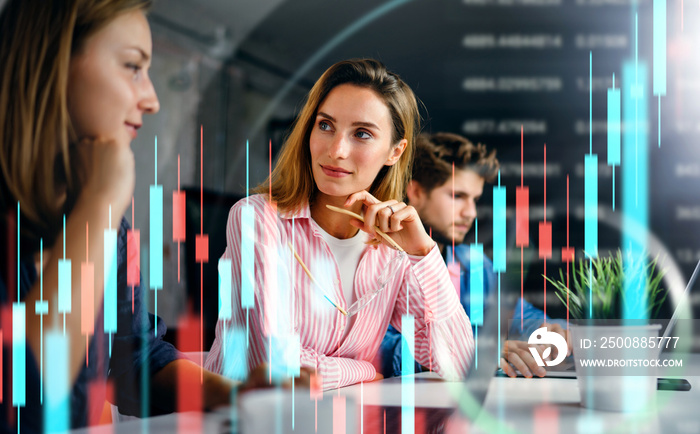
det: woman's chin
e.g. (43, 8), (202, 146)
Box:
(316, 186), (350, 199)
(314, 178), (374, 201)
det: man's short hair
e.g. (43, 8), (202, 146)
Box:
(412, 132), (499, 193)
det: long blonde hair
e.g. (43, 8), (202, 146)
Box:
(257, 59), (420, 214)
(0, 0), (151, 251)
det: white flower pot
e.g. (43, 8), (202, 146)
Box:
(570, 324), (662, 412)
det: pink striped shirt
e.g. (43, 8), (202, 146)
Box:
(205, 194), (474, 390)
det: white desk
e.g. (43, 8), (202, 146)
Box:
(476, 352), (700, 433)
(324, 374), (699, 433)
(327, 353), (700, 433)
(475, 374), (700, 433)
(72, 353), (700, 433)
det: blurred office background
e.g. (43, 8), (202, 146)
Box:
(125, 0), (700, 349)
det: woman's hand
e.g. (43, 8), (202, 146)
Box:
(345, 190), (435, 256)
(74, 137), (135, 218)
(239, 364), (315, 393)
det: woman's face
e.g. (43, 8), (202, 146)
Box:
(309, 84), (405, 199)
(67, 10), (159, 148)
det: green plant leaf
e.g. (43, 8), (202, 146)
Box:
(547, 249), (667, 320)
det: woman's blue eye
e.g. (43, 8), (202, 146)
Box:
(126, 63), (142, 73)
(319, 120), (331, 130)
(356, 130), (372, 139)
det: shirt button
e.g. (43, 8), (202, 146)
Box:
(427, 310), (433, 318)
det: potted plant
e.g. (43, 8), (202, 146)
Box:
(545, 250), (667, 412)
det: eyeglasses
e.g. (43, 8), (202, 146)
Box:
(345, 251), (405, 317)
(291, 204), (408, 317)
(288, 242), (405, 317)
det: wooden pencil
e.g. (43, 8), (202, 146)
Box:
(325, 204), (406, 252)
(287, 242), (348, 316)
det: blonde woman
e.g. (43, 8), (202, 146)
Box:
(205, 59), (475, 390)
(0, 0), (243, 430)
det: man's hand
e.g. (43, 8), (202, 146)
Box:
(542, 323), (572, 360)
(500, 340), (546, 378)
(500, 322), (571, 378)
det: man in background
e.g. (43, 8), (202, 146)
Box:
(377, 132), (568, 379)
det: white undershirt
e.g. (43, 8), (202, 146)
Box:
(314, 222), (367, 340)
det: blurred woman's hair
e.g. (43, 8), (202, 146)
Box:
(0, 0), (151, 251)
(256, 58), (420, 213)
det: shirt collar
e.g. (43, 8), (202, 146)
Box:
(278, 201), (311, 220)
(447, 243), (471, 265)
